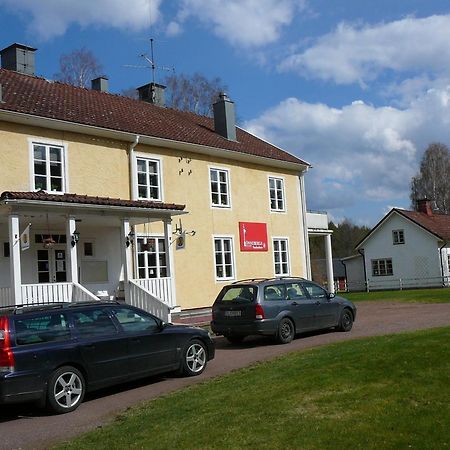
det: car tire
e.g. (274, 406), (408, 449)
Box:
(180, 339), (208, 377)
(225, 335), (245, 345)
(276, 318), (295, 344)
(338, 309), (353, 332)
(46, 366), (85, 414)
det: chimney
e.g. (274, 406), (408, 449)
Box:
(91, 76), (109, 92)
(136, 82), (165, 106)
(213, 93), (236, 141)
(0, 43), (37, 75)
(417, 198), (433, 216)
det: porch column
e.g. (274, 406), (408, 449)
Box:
(66, 216), (78, 283)
(164, 218), (177, 308)
(9, 214), (22, 305)
(120, 219), (133, 302)
(325, 233), (335, 293)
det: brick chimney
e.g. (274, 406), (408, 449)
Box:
(417, 199), (433, 216)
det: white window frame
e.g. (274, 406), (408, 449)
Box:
(209, 167), (231, 208)
(29, 138), (68, 194)
(372, 258), (393, 277)
(272, 237), (291, 276)
(134, 153), (164, 202)
(135, 235), (168, 279)
(268, 176), (286, 212)
(213, 235), (236, 281)
(392, 229), (405, 245)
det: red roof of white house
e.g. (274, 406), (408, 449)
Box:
(0, 68), (308, 167)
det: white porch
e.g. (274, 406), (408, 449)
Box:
(0, 191), (186, 321)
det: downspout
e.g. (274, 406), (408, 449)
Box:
(358, 248), (368, 292)
(439, 241), (448, 286)
(298, 170), (311, 279)
(129, 135), (140, 201)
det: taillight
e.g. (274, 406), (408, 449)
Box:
(0, 316), (14, 372)
(255, 304), (265, 320)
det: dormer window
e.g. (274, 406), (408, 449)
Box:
(393, 229), (405, 245)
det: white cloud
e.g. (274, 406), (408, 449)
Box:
(279, 14), (450, 85)
(244, 86), (450, 217)
(0, 0), (162, 40)
(174, 0), (304, 47)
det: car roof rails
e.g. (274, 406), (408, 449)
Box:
(231, 278), (271, 284)
(10, 300), (121, 314)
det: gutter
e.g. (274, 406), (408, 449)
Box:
(439, 241), (448, 285)
(357, 248), (368, 292)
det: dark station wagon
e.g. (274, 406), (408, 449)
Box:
(211, 277), (356, 344)
(0, 301), (215, 414)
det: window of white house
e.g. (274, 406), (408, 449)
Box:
(269, 177), (285, 211)
(372, 258), (393, 276)
(136, 157), (162, 201)
(32, 143), (65, 193)
(137, 237), (167, 278)
(83, 242), (95, 258)
(392, 229), (405, 245)
(210, 168), (230, 207)
(214, 237), (234, 280)
(273, 238), (290, 276)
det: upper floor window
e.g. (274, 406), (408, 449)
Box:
(136, 237), (167, 279)
(392, 230), (405, 245)
(214, 237), (235, 281)
(32, 143), (66, 193)
(136, 157), (162, 201)
(372, 258), (393, 276)
(210, 168), (230, 207)
(273, 238), (290, 276)
(269, 177), (285, 211)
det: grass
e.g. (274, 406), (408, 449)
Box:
(55, 326), (450, 450)
(341, 287), (450, 303)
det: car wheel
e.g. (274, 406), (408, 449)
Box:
(276, 318), (295, 344)
(180, 339), (207, 377)
(225, 335), (245, 345)
(338, 309), (353, 332)
(47, 366), (85, 414)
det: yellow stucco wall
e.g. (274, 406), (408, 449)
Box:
(0, 120), (307, 310)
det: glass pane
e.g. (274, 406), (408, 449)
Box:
(138, 254), (145, 266)
(137, 173), (146, 184)
(147, 253), (157, 267)
(160, 267), (167, 277)
(50, 162), (62, 177)
(158, 239), (165, 252)
(35, 176), (47, 191)
(223, 240), (231, 252)
(34, 161), (46, 175)
(219, 171), (227, 182)
(212, 193), (219, 204)
(150, 187), (159, 199)
(51, 178), (62, 192)
(138, 268), (146, 278)
(38, 272), (50, 283)
(220, 194), (228, 205)
(137, 159), (146, 172)
(210, 170), (218, 182)
(214, 240), (222, 252)
(50, 147), (62, 162)
(148, 162), (158, 174)
(138, 186), (147, 198)
(33, 145), (46, 160)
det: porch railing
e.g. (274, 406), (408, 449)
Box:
(132, 277), (175, 308)
(72, 283), (102, 302)
(129, 280), (171, 322)
(21, 282), (73, 304)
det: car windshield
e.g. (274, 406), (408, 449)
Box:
(217, 286), (256, 303)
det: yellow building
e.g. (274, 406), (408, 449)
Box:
(0, 43), (330, 320)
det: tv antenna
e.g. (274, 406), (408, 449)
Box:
(123, 38), (174, 84)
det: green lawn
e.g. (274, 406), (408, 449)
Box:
(56, 326), (450, 450)
(341, 287), (450, 303)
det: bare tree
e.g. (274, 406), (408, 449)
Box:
(54, 48), (103, 88)
(410, 142), (450, 214)
(164, 72), (227, 116)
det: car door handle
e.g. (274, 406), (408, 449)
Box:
(291, 302), (299, 306)
(315, 301), (320, 305)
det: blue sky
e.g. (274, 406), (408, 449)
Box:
(1, 0), (450, 226)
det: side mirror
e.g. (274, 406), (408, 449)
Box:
(327, 292), (335, 300)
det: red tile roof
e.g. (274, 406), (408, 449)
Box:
(0, 191), (185, 211)
(396, 209), (450, 241)
(0, 68), (307, 167)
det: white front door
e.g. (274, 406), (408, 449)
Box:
(37, 246), (67, 283)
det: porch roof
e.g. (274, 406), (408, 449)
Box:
(0, 191), (186, 220)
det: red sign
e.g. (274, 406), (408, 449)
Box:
(239, 222), (268, 252)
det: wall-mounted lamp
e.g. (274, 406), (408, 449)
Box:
(126, 230), (135, 248)
(173, 219), (196, 237)
(71, 230), (80, 247)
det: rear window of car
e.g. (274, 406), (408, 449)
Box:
(217, 286), (257, 303)
(14, 313), (70, 345)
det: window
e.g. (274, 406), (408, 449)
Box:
(3, 242), (9, 258)
(214, 237), (234, 280)
(136, 157), (162, 201)
(286, 283), (307, 301)
(210, 168), (230, 207)
(393, 230), (405, 245)
(72, 308), (117, 337)
(372, 258), (393, 276)
(264, 285), (285, 301)
(273, 238), (290, 276)
(302, 282), (327, 298)
(217, 286), (256, 303)
(137, 237), (167, 279)
(83, 242), (94, 257)
(32, 143), (65, 193)
(112, 307), (160, 333)
(269, 177), (285, 211)
(14, 313), (70, 345)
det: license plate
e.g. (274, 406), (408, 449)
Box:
(224, 310), (241, 317)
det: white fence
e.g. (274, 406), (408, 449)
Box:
(341, 275), (450, 292)
(129, 280), (171, 321)
(132, 277), (175, 307)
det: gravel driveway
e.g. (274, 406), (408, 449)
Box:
(1, 301), (450, 450)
